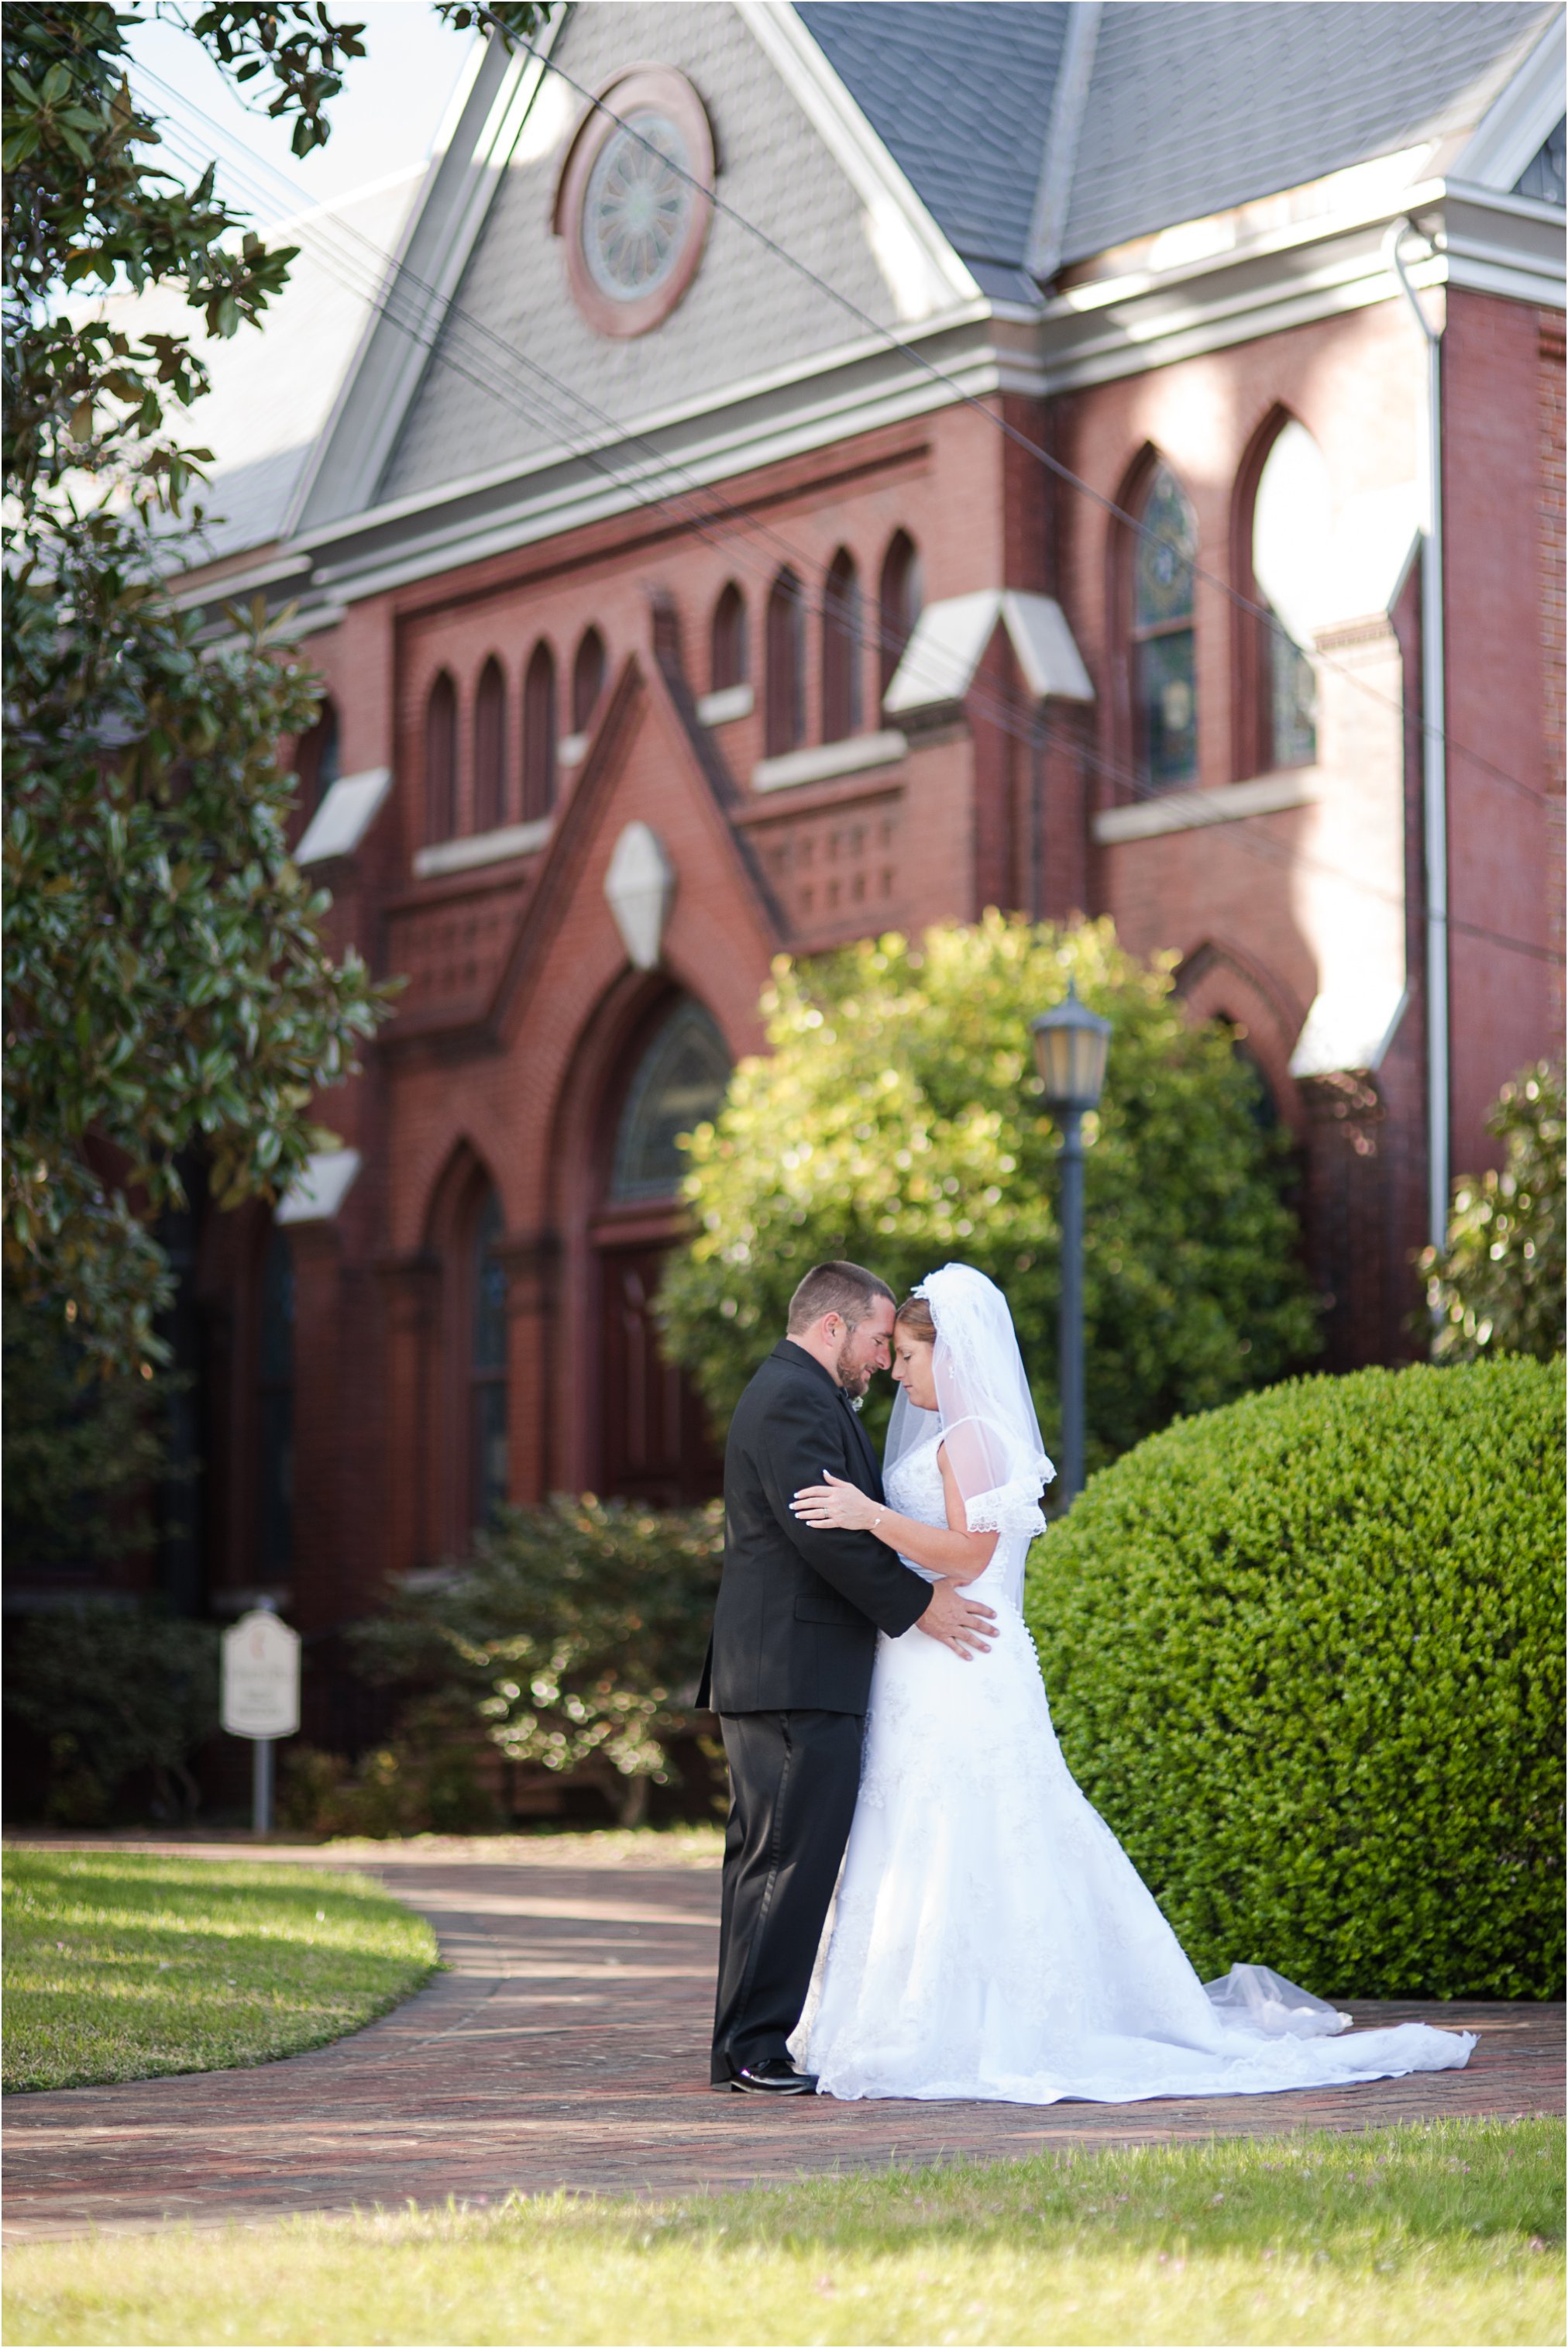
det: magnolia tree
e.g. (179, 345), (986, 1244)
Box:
(1422, 1064), (1565, 1363)
(3, 1), (548, 1379)
(660, 916), (1322, 1474)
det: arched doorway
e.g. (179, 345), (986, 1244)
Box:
(593, 998), (728, 1503)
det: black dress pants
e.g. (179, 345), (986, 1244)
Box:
(710, 1708), (864, 2085)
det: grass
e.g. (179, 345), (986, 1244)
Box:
(2, 1847), (438, 2092)
(4, 2117), (1561, 2346)
(318, 1823), (726, 1867)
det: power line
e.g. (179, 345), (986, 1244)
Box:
(136, 67), (1564, 973)
(495, 14), (1555, 820)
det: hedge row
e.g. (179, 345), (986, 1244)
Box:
(1023, 1359), (1564, 1999)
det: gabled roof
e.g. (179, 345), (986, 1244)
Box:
(794, 0), (1559, 287)
(1061, 0), (1556, 263)
(796, 1), (1072, 299)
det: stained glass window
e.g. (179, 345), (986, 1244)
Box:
(583, 113), (693, 301)
(424, 673), (457, 842)
(765, 570), (805, 756)
(1133, 465), (1198, 789)
(822, 549), (862, 743)
(879, 531), (923, 697)
(470, 1189), (508, 1530)
(1252, 422), (1322, 771)
(611, 1001), (731, 1202)
(474, 658), (507, 832)
(710, 583), (747, 692)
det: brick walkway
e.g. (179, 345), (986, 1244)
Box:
(4, 1841), (1560, 2242)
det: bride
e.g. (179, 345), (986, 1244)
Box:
(788, 1262), (1475, 2105)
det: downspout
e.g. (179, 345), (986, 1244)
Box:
(1387, 218), (1449, 1260)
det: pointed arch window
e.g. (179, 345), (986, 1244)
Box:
(424, 672), (458, 843)
(297, 697), (340, 812)
(1132, 465), (1198, 790)
(473, 658), (507, 833)
(1248, 421), (1326, 772)
(572, 628), (607, 734)
(469, 1188), (509, 1529)
(765, 570), (804, 756)
(611, 1000), (731, 1201)
(257, 1227), (294, 1579)
(878, 529), (923, 699)
(821, 549), (862, 743)
(522, 642), (557, 820)
(710, 582), (747, 693)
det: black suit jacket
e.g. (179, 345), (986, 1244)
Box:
(698, 1340), (933, 1715)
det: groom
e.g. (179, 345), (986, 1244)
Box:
(700, 1260), (996, 2094)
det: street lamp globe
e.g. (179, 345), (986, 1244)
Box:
(1030, 980), (1112, 1113)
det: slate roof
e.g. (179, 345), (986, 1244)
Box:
(1064, 1), (1555, 262)
(796, 0), (1069, 295)
(797, 0), (1559, 283)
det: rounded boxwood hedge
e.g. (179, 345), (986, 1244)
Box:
(1023, 1358), (1563, 2000)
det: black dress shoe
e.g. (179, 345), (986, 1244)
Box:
(729, 2058), (819, 2095)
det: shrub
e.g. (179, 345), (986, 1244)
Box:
(354, 1498), (724, 1826)
(1023, 1358), (1564, 1999)
(1421, 1064), (1565, 1362)
(4, 1600), (218, 1823)
(276, 1725), (501, 1839)
(661, 915), (1319, 1469)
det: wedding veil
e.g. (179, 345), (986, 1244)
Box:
(885, 1262), (1054, 1606)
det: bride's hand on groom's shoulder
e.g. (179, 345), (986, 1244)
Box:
(791, 1471), (878, 1531)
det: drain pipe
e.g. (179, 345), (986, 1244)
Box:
(1387, 218), (1449, 1260)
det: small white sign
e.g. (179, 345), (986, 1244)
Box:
(222, 1611), (301, 1740)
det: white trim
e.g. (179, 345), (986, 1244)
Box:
(276, 1147), (363, 1225)
(559, 731), (589, 769)
(696, 683), (755, 725)
(1289, 983), (1410, 1081)
(751, 728), (906, 794)
(292, 15), (568, 537)
(289, 299), (992, 560)
(884, 590), (1093, 713)
(412, 816), (552, 877)
(296, 766), (393, 864)
(303, 346), (1007, 606)
(1026, 2), (1101, 284)
(1453, 11), (1566, 193)
(738, 2), (981, 317)
(1093, 769), (1322, 845)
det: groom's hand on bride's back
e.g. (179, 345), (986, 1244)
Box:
(916, 1581), (996, 1658)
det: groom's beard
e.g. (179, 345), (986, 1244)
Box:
(836, 1350), (875, 1401)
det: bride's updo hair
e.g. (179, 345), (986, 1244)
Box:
(894, 1293), (936, 1342)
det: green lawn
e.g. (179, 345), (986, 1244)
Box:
(2, 1847), (438, 2092)
(5, 2118), (1560, 2346)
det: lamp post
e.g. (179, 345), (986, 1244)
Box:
(1030, 981), (1112, 1509)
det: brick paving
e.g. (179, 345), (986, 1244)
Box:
(3, 1840), (1560, 2242)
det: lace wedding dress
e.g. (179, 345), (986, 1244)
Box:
(792, 1419), (1477, 2106)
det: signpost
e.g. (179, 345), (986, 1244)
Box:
(221, 1605), (301, 1835)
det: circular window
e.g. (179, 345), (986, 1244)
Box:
(555, 67), (714, 339)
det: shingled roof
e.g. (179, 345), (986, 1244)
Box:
(797, 0), (1559, 285)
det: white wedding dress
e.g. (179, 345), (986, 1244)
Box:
(793, 1421), (1477, 2105)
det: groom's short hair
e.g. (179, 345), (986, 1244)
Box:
(786, 1261), (896, 1335)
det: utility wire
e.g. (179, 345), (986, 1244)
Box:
(136, 69), (1564, 971)
(494, 14), (1554, 819)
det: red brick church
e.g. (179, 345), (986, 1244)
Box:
(97, 3), (1567, 1644)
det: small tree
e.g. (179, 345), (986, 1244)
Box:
(661, 916), (1320, 1468)
(2, 3), (549, 1376)
(355, 1498), (724, 1827)
(4, 1601), (218, 1822)
(1421, 1064), (1566, 1363)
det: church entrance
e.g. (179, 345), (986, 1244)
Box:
(593, 997), (729, 1505)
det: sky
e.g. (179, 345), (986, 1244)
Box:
(126, 2), (482, 226)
